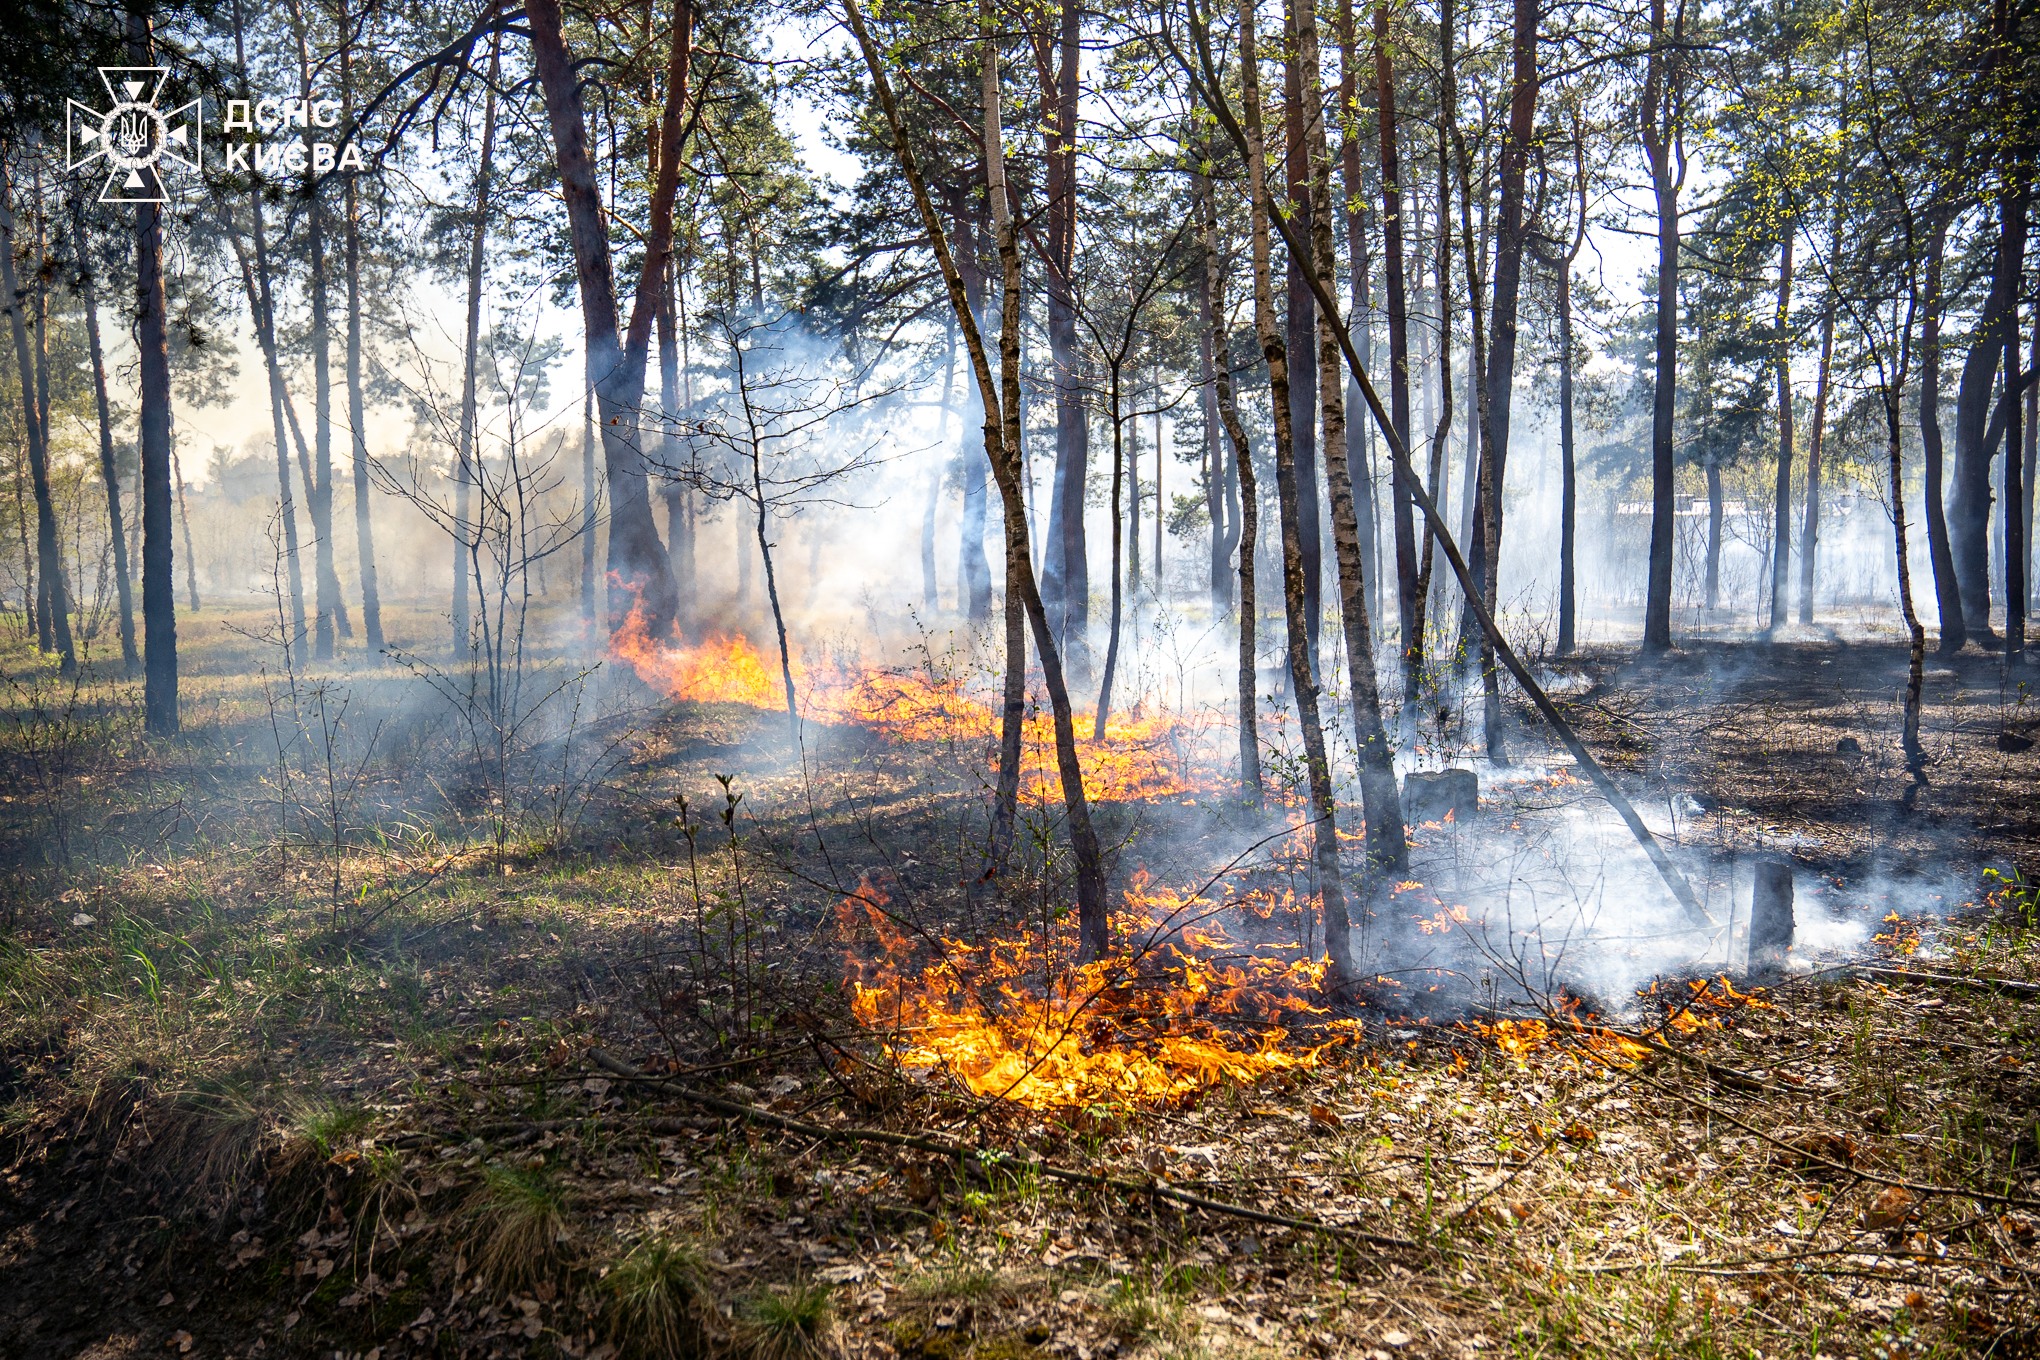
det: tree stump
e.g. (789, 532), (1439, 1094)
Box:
(1748, 859), (1795, 970)
(1403, 769), (1478, 825)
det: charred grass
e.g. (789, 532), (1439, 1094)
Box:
(0, 628), (2036, 1358)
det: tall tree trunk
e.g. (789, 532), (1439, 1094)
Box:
(1919, 213), (1967, 652)
(72, 204), (138, 673)
(1879, 364), (1928, 802)
(172, 436), (199, 611)
(1096, 367), (1128, 737)
(1947, 178), (2026, 641)
(953, 209), (993, 622)
(1639, 0), (1686, 653)
(1195, 164), (1231, 612)
(1239, 0), (1353, 983)
(1798, 286), (1835, 624)
(2001, 151), (2028, 664)
(1557, 254), (1578, 654)
(455, 34), (497, 653)
(1768, 233), (1794, 631)
(2025, 290), (2037, 616)
(526, 0), (690, 639)
(1198, 153), (1261, 799)
(1703, 454), (1722, 612)
(1036, 0), (1090, 668)
(0, 161), (74, 674)
(658, 256), (692, 630)
(227, 0), (309, 663)
(1284, 0), (1322, 661)
(1127, 388), (1142, 590)
(296, 4), (347, 657)
(1337, 0), (1380, 637)
(849, 0), (1110, 956)
(341, 24), (382, 655)
(1299, 0), (1405, 877)
(1416, 56), (1450, 680)
(1374, 1), (1418, 721)
(130, 11), (176, 731)
(1470, 0), (1536, 757)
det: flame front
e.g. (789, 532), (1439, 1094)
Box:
(835, 871), (1341, 1111)
(609, 599), (1211, 804)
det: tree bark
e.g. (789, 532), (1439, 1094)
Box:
(526, 0), (689, 639)
(1469, 0), (1536, 755)
(1197, 148), (1261, 801)
(1298, 0), (1405, 877)
(341, 21), (382, 655)
(71, 204), (138, 673)
(1337, 0), (1380, 635)
(225, 0), (309, 664)
(1036, 0), (1090, 668)
(659, 256), (693, 630)
(1284, 0), (1323, 661)
(1767, 232), (1794, 631)
(1947, 149), (2027, 642)
(130, 11), (175, 730)
(953, 207), (993, 622)
(455, 33), (498, 653)
(1639, 0), (1686, 654)
(1798, 284), (1835, 624)
(1919, 212), (1967, 652)
(2001, 151), (2028, 664)
(1238, 0), (1354, 983)
(0, 161), (73, 675)
(1373, 1), (1418, 718)
(1196, 164), (1231, 612)
(296, 0), (347, 657)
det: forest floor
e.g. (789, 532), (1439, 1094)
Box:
(1, 616), (2037, 1360)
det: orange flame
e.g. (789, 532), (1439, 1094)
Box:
(609, 597), (1214, 804)
(835, 870), (1346, 1111)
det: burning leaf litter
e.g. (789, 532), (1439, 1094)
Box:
(612, 601), (1212, 803)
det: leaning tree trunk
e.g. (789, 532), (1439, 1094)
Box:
(72, 204), (138, 674)
(0, 166), (74, 675)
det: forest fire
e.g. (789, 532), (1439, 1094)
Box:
(611, 600), (1212, 803)
(834, 871), (1347, 1111)
(1464, 977), (1773, 1069)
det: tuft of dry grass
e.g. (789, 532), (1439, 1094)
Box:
(603, 1233), (715, 1359)
(466, 1161), (572, 1292)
